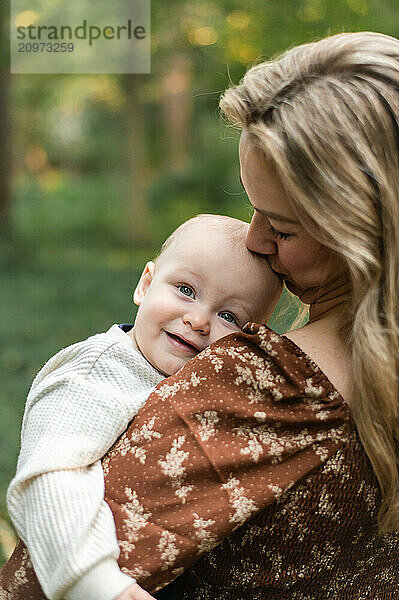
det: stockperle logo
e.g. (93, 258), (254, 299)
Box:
(11, 0), (151, 74)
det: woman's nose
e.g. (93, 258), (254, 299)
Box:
(183, 309), (211, 335)
(246, 212), (277, 255)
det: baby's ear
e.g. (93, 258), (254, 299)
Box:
(133, 261), (155, 306)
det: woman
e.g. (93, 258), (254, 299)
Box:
(156, 30), (399, 599)
(2, 31), (398, 600)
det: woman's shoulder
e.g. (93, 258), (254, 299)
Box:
(233, 321), (349, 403)
(283, 321), (352, 405)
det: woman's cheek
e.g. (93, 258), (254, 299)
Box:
(284, 245), (321, 284)
(282, 243), (309, 271)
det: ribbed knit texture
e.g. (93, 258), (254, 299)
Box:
(6, 324), (164, 600)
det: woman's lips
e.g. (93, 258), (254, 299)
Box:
(269, 263), (290, 281)
(268, 259), (285, 277)
(165, 331), (200, 354)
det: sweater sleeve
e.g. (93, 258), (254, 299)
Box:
(6, 328), (164, 600)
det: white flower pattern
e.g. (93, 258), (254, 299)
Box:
(119, 487), (152, 557)
(158, 436), (193, 503)
(222, 476), (258, 526)
(192, 512), (218, 553)
(157, 531), (179, 570)
(195, 410), (220, 441)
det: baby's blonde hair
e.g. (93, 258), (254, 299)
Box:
(220, 32), (399, 531)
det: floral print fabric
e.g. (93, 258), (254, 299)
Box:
(161, 431), (399, 599)
(2, 324), (397, 599)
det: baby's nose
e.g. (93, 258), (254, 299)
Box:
(183, 309), (211, 335)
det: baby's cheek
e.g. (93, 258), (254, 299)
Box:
(211, 323), (240, 346)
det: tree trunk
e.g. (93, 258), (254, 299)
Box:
(125, 75), (152, 246)
(161, 54), (192, 172)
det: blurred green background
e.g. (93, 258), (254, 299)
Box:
(1, 0), (399, 566)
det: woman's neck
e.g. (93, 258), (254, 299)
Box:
(303, 275), (351, 327)
(286, 277), (353, 403)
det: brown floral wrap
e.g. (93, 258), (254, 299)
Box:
(0, 325), (376, 599)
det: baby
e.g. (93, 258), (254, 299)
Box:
(6, 214), (282, 600)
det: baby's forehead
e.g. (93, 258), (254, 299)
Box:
(159, 234), (243, 273)
(159, 213), (279, 276)
(160, 217), (248, 259)
(159, 218), (269, 275)
(160, 229), (276, 285)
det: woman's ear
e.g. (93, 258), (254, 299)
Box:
(133, 261), (155, 306)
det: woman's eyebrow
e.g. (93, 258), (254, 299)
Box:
(253, 207), (299, 224)
(239, 174), (299, 224)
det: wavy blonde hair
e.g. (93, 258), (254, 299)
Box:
(220, 31), (399, 532)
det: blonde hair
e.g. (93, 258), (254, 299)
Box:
(220, 32), (399, 531)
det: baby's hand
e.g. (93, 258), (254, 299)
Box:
(114, 582), (156, 600)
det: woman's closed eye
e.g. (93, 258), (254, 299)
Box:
(178, 284), (195, 298)
(269, 224), (291, 240)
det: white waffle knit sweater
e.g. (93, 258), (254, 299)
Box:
(7, 324), (164, 600)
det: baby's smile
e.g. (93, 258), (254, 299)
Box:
(164, 330), (202, 354)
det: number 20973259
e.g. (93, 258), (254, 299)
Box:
(18, 42), (75, 52)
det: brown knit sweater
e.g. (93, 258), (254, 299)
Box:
(1, 324), (398, 599)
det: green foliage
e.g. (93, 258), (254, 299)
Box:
(13, 173), (133, 250)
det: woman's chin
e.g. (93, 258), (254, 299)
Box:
(285, 272), (350, 306)
(284, 280), (316, 304)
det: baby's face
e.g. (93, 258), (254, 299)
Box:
(131, 226), (281, 376)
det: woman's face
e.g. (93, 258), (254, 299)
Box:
(239, 131), (345, 304)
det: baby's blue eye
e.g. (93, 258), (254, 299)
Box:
(179, 285), (195, 298)
(219, 311), (237, 324)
